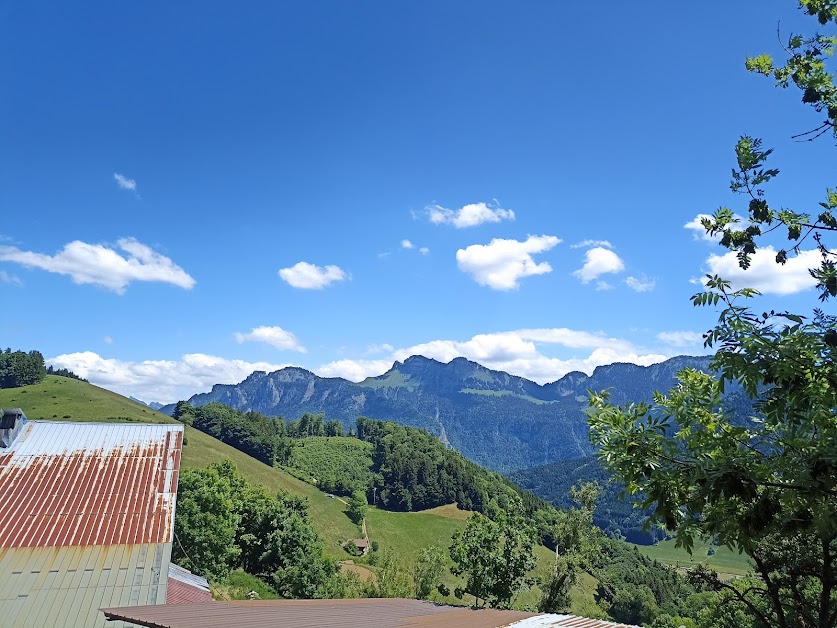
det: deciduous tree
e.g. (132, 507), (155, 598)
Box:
(449, 504), (536, 609)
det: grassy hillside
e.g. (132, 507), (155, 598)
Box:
(0, 376), (595, 612)
(633, 538), (752, 578)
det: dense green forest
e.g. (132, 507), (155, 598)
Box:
(0, 348), (45, 388)
(509, 457), (664, 545)
(356, 416), (524, 514)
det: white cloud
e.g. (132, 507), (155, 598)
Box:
(402, 239), (429, 254)
(657, 331), (703, 347)
(103, 336), (113, 345)
(0, 238), (196, 294)
(684, 214), (715, 242)
(595, 281), (614, 291)
(625, 275), (656, 292)
(571, 239), (613, 249)
(234, 325), (307, 353)
(427, 202), (515, 228)
(318, 358), (394, 382)
(456, 235), (561, 290)
(685, 213), (748, 243)
(278, 261), (349, 289)
(364, 343), (394, 355)
(318, 327), (668, 384)
(703, 246), (819, 295)
(0, 270), (22, 286)
(47, 351), (292, 404)
(573, 246), (625, 283)
(113, 173), (137, 192)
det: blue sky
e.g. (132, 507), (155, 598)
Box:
(1, 1), (832, 402)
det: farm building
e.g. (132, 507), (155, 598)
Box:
(0, 411), (184, 627)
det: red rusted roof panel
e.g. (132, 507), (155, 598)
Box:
(0, 421), (183, 548)
(166, 577), (213, 605)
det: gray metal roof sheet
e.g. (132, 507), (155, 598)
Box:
(168, 563), (209, 593)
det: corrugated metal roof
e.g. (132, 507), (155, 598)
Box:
(168, 563), (209, 592)
(100, 599), (639, 628)
(507, 615), (638, 627)
(166, 564), (211, 604)
(101, 599), (534, 627)
(0, 421), (183, 547)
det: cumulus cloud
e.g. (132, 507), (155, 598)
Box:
(684, 214), (715, 242)
(47, 351), (292, 404)
(456, 235), (561, 290)
(571, 239), (613, 249)
(657, 331), (703, 347)
(401, 239), (415, 249)
(684, 213), (748, 243)
(0, 270), (22, 286)
(625, 275), (655, 292)
(0, 238), (196, 294)
(365, 343), (394, 355)
(233, 325), (307, 353)
(278, 261), (349, 289)
(113, 173), (137, 192)
(318, 358), (394, 382)
(419, 247), (430, 255)
(318, 328), (668, 384)
(427, 202), (515, 228)
(573, 246), (625, 283)
(703, 247), (819, 295)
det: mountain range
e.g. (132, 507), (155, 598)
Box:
(161, 354), (714, 472)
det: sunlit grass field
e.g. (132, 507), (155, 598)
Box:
(633, 537), (752, 578)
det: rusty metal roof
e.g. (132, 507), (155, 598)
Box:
(101, 599), (533, 627)
(100, 600), (639, 628)
(505, 615), (638, 627)
(166, 564), (211, 604)
(0, 421), (183, 548)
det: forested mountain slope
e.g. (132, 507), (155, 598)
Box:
(162, 354), (714, 472)
(509, 456), (663, 545)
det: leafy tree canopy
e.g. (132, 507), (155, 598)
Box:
(587, 3), (837, 625)
(0, 348), (45, 389)
(449, 504), (537, 609)
(701, 0), (837, 301)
